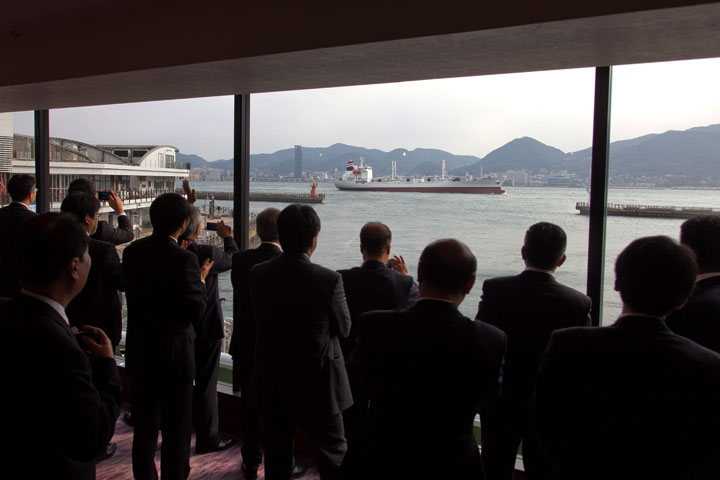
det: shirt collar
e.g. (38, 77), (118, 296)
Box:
(168, 235), (179, 244)
(697, 272), (720, 283)
(21, 289), (70, 325)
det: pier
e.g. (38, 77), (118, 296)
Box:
(576, 202), (720, 219)
(188, 190), (325, 204)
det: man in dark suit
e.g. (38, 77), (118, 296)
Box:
(0, 212), (121, 480)
(180, 206), (239, 454)
(337, 221), (418, 445)
(68, 178), (134, 245)
(230, 207), (282, 478)
(0, 174), (37, 297)
(347, 239), (507, 479)
(534, 236), (720, 480)
(124, 193), (211, 480)
(477, 222), (591, 480)
(667, 215), (720, 353)
(61, 193), (125, 349)
(250, 204), (352, 480)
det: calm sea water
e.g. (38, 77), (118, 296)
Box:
(189, 181), (720, 326)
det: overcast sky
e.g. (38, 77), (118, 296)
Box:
(12, 58), (720, 161)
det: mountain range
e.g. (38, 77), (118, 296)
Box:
(177, 124), (720, 183)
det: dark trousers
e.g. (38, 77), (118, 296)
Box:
(233, 356), (263, 467)
(193, 338), (222, 450)
(260, 410), (347, 480)
(131, 374), (193, 480)
(481, 405), (551, 480)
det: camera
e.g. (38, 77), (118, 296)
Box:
(98, 191), (111, 201)
(75, 329), (100, 344)
(206, 222), (219, 231)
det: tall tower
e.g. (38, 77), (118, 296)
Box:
(294, 145), (303, 179)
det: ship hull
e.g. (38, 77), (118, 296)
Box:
(334, 181), (505, 194)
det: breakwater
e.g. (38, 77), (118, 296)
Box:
(576, 202), (720, 219)
(193, 190), (325, 204)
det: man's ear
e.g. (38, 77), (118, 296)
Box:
(84, 214), (93, 227)
(614, 278), (620, 292)
(464, 274), (476, 295)
(195, 223), (201, 236)
(557, 254), (567, 268)
(68, 257), (81, 281)
(521, 246), (527, 260)
(386, 243), (392, 255)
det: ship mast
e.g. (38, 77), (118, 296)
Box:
(391, 160), (398, 180)
(441, 159), (447, 179)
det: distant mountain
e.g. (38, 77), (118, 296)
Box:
(180, 123), (720, 184)
(450, 137), (567, 176)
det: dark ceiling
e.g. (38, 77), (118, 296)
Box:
(1, 0), (719, 112)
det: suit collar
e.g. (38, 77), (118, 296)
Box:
(20, 290), (69, 325)
(282, 252), (311, 262)
(18, 294), (73, 333)
(361, 260), (388, 270)
(9, 201), (30, 210)
(612, 315), (668, 332)
(412, 298), (462, 315)
(259, 242), (282, 253)
(519, 269), (557, 282)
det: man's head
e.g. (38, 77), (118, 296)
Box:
(522, 222), (567, 271)
(8, 174), (36, 204)
(67, 178), (96, 196)
(180, 206), (202, 241)
(615, 235), (696, 317)
(418, 239), (477, 303)
(679, 215), (720, 274)
(256, 207), (280, 243)
(60, 193), (100, 235)
(149, 193), (191, 237)
(360, 222), (392, 262)
(17, 213), (90, 302)
(277, 204), (321, 255)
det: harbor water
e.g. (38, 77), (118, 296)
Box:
(190, 181), (719, 326)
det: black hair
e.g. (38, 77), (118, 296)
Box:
(360, 222), (392, 256)
(418, 238), (476, 294)
(60, 192), (100, 225)
(8, 174), (35, 202)
(680, 215), (720, 272)
(277, 204), (321, 254)
(67, 178), (96, 196)
(615, 236), (696, 316)
(17, 213), (89, 287)
(524, 222), (567, 270)
(256, 208), (280, 242)
(149, 193), (191, 236)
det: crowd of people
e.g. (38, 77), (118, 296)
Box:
(1, 172), (720, 480)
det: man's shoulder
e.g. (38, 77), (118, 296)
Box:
(0, 203), (35, 222)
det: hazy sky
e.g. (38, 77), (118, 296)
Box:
(12, 58), (720, 161)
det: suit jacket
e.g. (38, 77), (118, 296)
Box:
(186, 236), (239, 341)
(91, 215), (133, 245)
(477, 270), (591, 408)
(0, 295), (121, 480)
(338, 260), (418, 356)
(534, 316), (720, 480)
(249, 253), (352, 416)
(349, 299), (507, 478)
(229, 242), (282, 383)
(66, 238), (124, 347)
(666, 275), (720, 354)
(0, 202), (37, 297)
(123, 234), (206, 381)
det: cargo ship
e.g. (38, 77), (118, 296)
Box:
(334, 159), (506, 194)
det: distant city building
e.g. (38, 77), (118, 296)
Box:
(505, 169), (530, 186)
(294, 145), (303, 178)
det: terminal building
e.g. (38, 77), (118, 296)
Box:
(0, 113), (189, 225)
